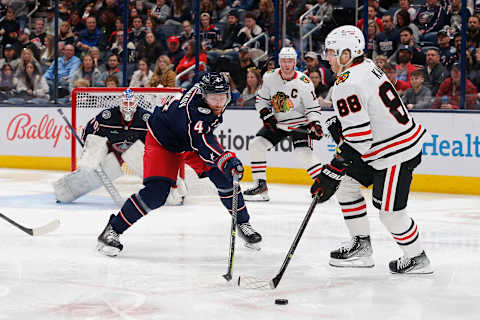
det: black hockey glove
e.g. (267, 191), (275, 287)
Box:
(307, 121), (324, 140)
(215, 151), (244, 180)
(310, 156), (348, 203)
(325, 116), (343, 144)
(259, 107), (277, 132)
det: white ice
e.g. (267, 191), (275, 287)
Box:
(1, 168), (480, 320)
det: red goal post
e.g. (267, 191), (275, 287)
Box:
(70, 87), (183, 171)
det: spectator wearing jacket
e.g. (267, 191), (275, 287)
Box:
(16, 61), (49, 101)
(199, 12), (222, 50)
(433, 63), (478, 109)
(423, 48), (448, 95)
(167, 36), (185, 69)
(69, 54), (103, 92)
(77, 16), (107, 53)
(414, 0), (447, 44)
(44, 44), (81, 95)
(221, 9), (242, 50)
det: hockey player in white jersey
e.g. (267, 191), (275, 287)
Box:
(310, 25), (432, 274)
(244, 47), (324, 201)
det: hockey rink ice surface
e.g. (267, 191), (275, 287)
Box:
(1, 168), (480, 320)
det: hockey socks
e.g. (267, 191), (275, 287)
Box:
(218, 188), (249, 224)
(339, 197), (370, 237)
(379, 210), (423, 258)
(111, 179), (170, 234)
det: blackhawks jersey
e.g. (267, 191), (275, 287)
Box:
(82, 107), (150, 154)
(256, 68), (322, 129)
(331, 59), (428, 170)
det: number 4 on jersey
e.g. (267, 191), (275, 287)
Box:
(193, 121), (204, 133)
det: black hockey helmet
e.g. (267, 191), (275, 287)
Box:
(198, 72), (231, 109)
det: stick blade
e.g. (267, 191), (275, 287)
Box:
(31, 219), (60, 236)
(237, 275), (275, 290)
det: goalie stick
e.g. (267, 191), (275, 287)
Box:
(0, 212), (60, 236)
(223, 173), (240, 281)
(237, 197), (319, 289)
(57, 108), (124, 207)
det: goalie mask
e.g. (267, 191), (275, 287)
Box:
(198, 72), (231, 115)
(121, 88), (138, 121)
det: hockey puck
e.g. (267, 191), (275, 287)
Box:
(275, 299), (288, 305)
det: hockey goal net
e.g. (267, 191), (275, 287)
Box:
(70, 87), (217, 200)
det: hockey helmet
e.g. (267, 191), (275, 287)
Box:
(324, 25), (365, 67)
(278, 47), (297, 61)
(121, 88), (138, 121)
(198, 72), (231, 111)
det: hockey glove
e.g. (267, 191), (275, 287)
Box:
(259, 107), (277, 132)
(325, 116), (343, 144)
(310, 156), (348, 203)
(307, 121), (324, 140)
(215, 151), (244, 180)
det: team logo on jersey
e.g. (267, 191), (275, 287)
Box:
(271, 92), (294, 113)
(142, 114), (150, 122)
(336, 71), (350, 85)
(102, 110), (111, 119)
(198, 107), (212, 114)
(300, 75), (310, 84)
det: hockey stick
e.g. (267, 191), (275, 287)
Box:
(0, 212), (60, 236)
(57, 108), (124, 207)
(237, 196), (319, 289)
(276, 123), (331, 138)
(223, 173), (240, 281)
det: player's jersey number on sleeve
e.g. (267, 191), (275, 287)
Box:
(337, 95), (362, 117)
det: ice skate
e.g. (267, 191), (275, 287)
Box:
(243, 179), (269, 202)
(97, 214), (123, 257)
(237, 222), (262, 250)
(389, 251), (433, 274)
(329, 235), (374, 267)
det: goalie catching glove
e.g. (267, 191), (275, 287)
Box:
(310, 152), (350, 203)
(215, 151), (244, 180)
(259, 107), (277, 132)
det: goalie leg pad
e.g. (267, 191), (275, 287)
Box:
(54, 168), (102, 203)
(111, 178), (171, 234)
(77, 134), (109, 169)
(121, 139), (145, 178)
(100, 152), (123, 181)
(207, 168), (250, 224)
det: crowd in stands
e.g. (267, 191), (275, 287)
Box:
(0, 0), (478, 109)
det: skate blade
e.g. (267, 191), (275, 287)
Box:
(391, 265), (434, 274)
(244, 242), (261, 251)
(329, 256), (375, 268)
(96, 243), (120, 257)
(243, 194), (270, 202)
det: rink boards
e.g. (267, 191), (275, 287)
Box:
(0, 107), (479, 195)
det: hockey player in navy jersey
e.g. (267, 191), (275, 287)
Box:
(53, 88), (185, 205)
(310, 26), (432, 274)
(97, 73), (262, 257)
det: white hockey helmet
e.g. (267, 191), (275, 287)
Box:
(278, 47), (297, 61)
(324, 25), (365, 67)
(121, 88), (138, 121)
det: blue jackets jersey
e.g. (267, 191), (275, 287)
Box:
(82, 107), (151, 154)
(147, 84), (225, 166)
